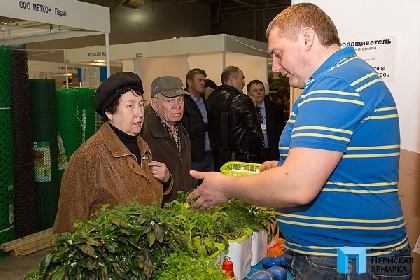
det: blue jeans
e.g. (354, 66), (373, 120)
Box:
(287, 247), (412, 280)
(191, 152), (214, 189)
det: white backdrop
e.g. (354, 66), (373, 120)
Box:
(293, 0), (420, 153)
(125, 52), (268, 102)
(68, 34), (269, 102)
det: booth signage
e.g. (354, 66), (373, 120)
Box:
(341, 35), (396, 82)
(88, 52), (107, 58)
(18, 1), (68, 18)
(2, 0), (110, 33)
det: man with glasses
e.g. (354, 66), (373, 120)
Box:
(247, 79), (285, 161)
(141, 76), (192, 203)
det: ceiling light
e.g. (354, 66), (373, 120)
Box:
(123, 0), (144, 9)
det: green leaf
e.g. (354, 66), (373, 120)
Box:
(146, 230), (156, 247)
(48, 265), (66, 280)
(108, 241), (118, 253)
(143, 251), (154, 277)
(39, 253), (52, 271)
(78, 245), (97, 258)
(100, 266), (109, 280)
(112, 263), (129, 280)
(154, 224), (164, 243)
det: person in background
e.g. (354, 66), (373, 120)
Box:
(141, 76), (192, 203)
(53, 72), (172, 234)
(187, 3), (411, 279)
(206, 66), (263, 171)
(247, 79), (284, 161)
(203, 78), (217, 100)
(182, 68), (214, 189)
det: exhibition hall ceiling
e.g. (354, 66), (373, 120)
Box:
(76, 0), (291, 43)
(81, 0), (291, 14)
(1, 0), (290, 62)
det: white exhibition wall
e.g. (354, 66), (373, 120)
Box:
(134, 55), (189, 101)
(293, 0), (420, 153)
(27, 60), (79, 89)
(124, 51), (268, 102)
(188, 52), (224, 84)
(27, 61), (78, 77)
(66, 34), (269, 102)
(226, 53), (268, 84)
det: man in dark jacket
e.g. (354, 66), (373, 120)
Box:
(182, 68), (214, 188)
(141, 76), (192, 203)
(207, 66), (263, 171)
(247, 79), (285, 161)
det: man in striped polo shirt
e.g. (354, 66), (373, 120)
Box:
(187, 3), (412, 279)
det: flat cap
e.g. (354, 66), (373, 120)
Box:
(151, 76), (190, 98)
(93, 72), (144, 117)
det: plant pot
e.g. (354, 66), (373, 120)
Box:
(226, 228), (253, 279)
(251, 228), (268, 266)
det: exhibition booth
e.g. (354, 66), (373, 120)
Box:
(0, 0), (110, 242)
(64, 33), (270, 99)
(2, 0), (417, 278)
(0, 0), (111, 85)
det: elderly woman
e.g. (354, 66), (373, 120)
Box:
(53, 72), (172, 234)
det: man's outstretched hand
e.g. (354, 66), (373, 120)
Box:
(186, 170), (230, 211)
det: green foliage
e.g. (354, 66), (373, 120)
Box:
(21, 271), (41, 280)
(161, 199), (245, 257)
(153, 252), (232, 280)
(38, 203), (168, 279)
(217, 199), (279, 242)
(23, 192), (277, 279)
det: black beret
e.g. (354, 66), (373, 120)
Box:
(93, 72), (144, 117)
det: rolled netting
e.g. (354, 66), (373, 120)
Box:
(56, 88), (96, 163)
(29, 79), (59, 231)
(11, 50), (37, 238)
(0, 46), (15, 251)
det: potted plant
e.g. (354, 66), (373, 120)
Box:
(22, 192), (277, 279)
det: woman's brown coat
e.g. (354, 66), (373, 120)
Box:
(53, 122), (171, 234)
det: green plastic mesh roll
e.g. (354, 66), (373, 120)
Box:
(56, 88), (96, 163)
(56, 88), (96, 200)
(11, 49), (37, 238)
(0, 46), (15, 250)
(29, 79), (59, 231)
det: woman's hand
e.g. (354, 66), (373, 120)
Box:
(149, 161), (170, 182)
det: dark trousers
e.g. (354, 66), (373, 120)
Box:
(191, 152), (214, 189)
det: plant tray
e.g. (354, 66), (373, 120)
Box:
(220, 161), (262, 176)
(1, 228), (53, 256)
